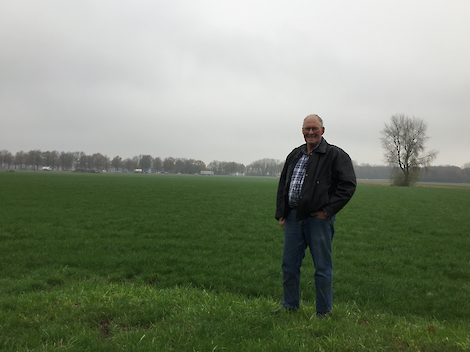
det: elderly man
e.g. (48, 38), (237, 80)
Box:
(274, 114), (356, 318)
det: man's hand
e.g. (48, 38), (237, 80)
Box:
(279, 217), (286, 230)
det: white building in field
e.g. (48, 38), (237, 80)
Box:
(200, 171), (214, 175)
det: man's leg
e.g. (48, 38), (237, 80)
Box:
(305, 215), (335, 313)
(281, 210), (306, 309)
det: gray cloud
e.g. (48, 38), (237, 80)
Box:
(1, 0), (469, 166)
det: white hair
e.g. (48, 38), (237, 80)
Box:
(303, 114), (323, 128)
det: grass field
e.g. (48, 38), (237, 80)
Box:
(1, 171), (469, 351)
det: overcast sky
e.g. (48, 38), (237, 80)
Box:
(1, 0), (469, 167)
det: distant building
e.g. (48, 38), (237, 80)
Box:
(200, 170), (214, 175)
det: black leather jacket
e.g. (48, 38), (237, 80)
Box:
(276, 138), (356, 221)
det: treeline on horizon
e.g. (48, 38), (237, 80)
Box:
(0, 149), (277, 177)
(1, 149), (470, 183)
(354, 164), (470, 184)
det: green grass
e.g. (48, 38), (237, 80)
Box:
(1, 171), (469, 351)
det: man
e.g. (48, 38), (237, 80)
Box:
(274, 114), (356, 319)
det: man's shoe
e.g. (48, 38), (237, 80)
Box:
(270, 305), (296, 314)
(310, 311), (331, 320)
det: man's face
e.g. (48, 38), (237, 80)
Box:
(302, 117), (325, 147)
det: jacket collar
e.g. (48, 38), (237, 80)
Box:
(302, 137), (327, 155)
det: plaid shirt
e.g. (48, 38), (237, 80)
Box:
(288, 142), (321, 207)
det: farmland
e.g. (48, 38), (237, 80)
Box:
(1, 171), (469, 351)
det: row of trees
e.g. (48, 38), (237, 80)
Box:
(0, 149), (125, 172)
(354, 164), (470, 184)
(3, 147), (470, 183)
(0, 150), (210, 174)
(0, 149), (286, 176)
(1, 114), (467, 184)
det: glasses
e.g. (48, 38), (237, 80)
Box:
(302, 127), (321, 133)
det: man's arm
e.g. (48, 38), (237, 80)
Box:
(275, 156), (290, 220)
(323, 151), (357, 216)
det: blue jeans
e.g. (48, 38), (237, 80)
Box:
(281, 209), (335, 312)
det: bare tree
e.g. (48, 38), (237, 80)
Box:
(175, 159), (185, 173)
(163, 157), (176, 173)
(189, 159), (206, 174)
(76, 152), (88, 170)
(152, 157), (162, 172)
(91, 153), (108, 171)
(59, 151), (74, 170)
(380, 114), (438, 186)
(13, 151), (26, 169)
(111, 156), (122, 172)
(122, 157), (139, 172)
(42, 150), (60, 170)
(0, 150), (13, 169)
(207, 160), (245, 175)
(27, 149), (43, 170)
(139, 155), (152, 171)
(246, 158), (283, 176)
